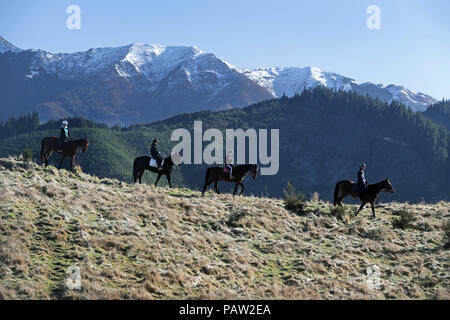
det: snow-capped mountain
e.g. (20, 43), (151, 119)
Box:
(0, 36), (437, 124)
(243, 67), (435, 112)
(0, 36), (22, 54)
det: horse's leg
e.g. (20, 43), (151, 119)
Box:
(155, 173), (162, 187)
(45, 151), (52, 167)
(232, 183), (239, 196)
(166, 174), (172, 188)
(370, 202), (376, 218)
(355, 201), (367, 216)
(336, 190), (347, 207)
(214, 182), (220, 194)
(139, 170), (144, 184)
(70, 155), (74, 172)
(58, 155), (65, 170)
(202, 180), (213, 196)
(239, 183), (244, 196)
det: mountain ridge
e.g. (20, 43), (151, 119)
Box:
(0, 36), (437, 124)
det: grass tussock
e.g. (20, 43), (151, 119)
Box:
(330, 205), (352, 224)
(0, 157), (449, 300)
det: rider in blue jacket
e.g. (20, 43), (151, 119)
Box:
(58, 120), (71, 151)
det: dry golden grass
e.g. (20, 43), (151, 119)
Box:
(0, 157), (449, 300)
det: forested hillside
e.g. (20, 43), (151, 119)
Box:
(422, 100), (450, 130)
(1, 88), (449, 202)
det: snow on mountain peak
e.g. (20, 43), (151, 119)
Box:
(0, 36), (22, 54)
(243, 66), (355, 96)
(4, 33), (435, 112)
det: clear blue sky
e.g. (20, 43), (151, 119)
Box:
(1, 0), (449, 99)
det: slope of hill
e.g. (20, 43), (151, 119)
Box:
(0, 88), (449, 202)
(0, 157), (448, 299)
(0, 36), (436, 124)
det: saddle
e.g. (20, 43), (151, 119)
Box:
(149, 158), (164, 168)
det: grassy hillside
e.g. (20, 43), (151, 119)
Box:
(0, 157), (449, 299)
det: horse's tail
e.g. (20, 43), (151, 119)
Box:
(40, 138), (46, 161)
(202, 167), (212, 196)
(333, 181), (341, 206)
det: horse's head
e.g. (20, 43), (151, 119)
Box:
(81, 139), (89, 153)
(384, 178), (395, 193)
(251, 164), (259, 179)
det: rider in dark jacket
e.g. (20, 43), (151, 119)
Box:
(357, 163), (367, 197)
(151, 139), (164, 169)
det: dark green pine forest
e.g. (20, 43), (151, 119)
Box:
(1, 87), (449, 202)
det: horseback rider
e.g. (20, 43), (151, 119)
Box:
(58, 120), (71, 151)
(225, 151), (235, 180)
(150, 139), (164, 171)
(357, 163), (368, 197)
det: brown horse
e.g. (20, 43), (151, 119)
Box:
(333, 178), (395, 218)
(40, 137), (89, 172)
(202, 164), (259, 196)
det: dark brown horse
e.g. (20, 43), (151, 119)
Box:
(333, 178), (395, 217)
(202, 164), (259, 196)
(40, 137), (89, 172)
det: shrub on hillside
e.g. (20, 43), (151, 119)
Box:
(392, 210), (416, 230)
(22, 149), (33, 162)
(283, 182), (306, 215)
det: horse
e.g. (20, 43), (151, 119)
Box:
(132, 153), (181, 188)
(40, 137), (89, 172)
(202, 164), (259, 196)
(333, 178), (395, 218)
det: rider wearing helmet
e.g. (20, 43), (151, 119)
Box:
(58, 120), (71, 151)
(357, 163), (368, 197)
(151, 139), (164, 170)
